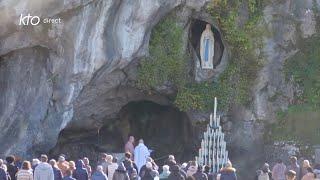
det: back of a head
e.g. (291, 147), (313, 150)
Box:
(181, 163), (187, 169)
(307, 167), (313, 173)
(106, 155), (113, 163)
(290, 156), (297, 164)
(171, 165), (180, 173)
(303, 160), (311, 168)
(146, 162), (153, 169)
(22, 161), (31, 170)
(125, 152), (131, 159)
(58, 156), (65, 162)
(69, 161), (75, 168)
(83, 157), (89, 165)
(204, 165), (210, 173)
(146, 157), (153, 162)
(101, 153), (108, 159)
(168, 155), (175, 161)
(163, 165), (169, 172)
(198, 165), (203, 172)
(32, 159), (40, 166)
(112, 157), (118, 163)
(49, 159), (57, 167)
(40, 154), (48, 162)
(226, 161), (232, 168)
(66, 169), (73, 176)
(277, 159), (283, 164)
(262, 163), (270, 173)
(139, 139), (144, 144)
(286, 170), (296, 179)
(6, 155), (15, 164)
(96, 165), (103, 172)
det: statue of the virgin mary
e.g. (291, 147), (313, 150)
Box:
(200, 24), (215, 69)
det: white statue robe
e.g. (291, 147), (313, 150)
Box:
(200, 29), (215, 69)
(134, 143), (150, 173)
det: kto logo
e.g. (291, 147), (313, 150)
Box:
(19, 14), (40, 26)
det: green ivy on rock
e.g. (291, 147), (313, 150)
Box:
(137, 1), (266, 112)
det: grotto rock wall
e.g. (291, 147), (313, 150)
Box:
(0, 0), (209, 157)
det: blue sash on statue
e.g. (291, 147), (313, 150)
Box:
(204, 38), (210, 62)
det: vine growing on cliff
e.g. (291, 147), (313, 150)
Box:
(137, 1), (267, 112)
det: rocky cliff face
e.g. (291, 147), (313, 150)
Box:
(0, 0), (209, 157)
(0, 0), (319, 178)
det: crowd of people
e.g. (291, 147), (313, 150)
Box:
(0, 136), (236, 180)
(0, 135), (319, 180)
(256, 156), (320, 180)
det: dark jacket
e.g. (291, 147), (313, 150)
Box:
(286, 163), (300, 180)
(123, 159), (138, 177)
(193, 170), (208, 180)
(0, 168), (8, 180)
(73, 160), (88, 180)
(220, 167), (237, 180)
(112, 163), (129, 180)
(141, 169), (154, 180)
(168, 165), (185, 180)
(63, 176), (76, 180)
(53, 167), (63, 180)
(7, 164), (18, 180)
(91, 171), (108, 180)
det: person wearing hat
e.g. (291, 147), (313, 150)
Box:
(57, 156), (69, 177)
(34, 154), (54, 180)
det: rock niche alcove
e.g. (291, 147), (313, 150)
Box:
(189, 19), (227, 82)
(50, 100), (198, 164)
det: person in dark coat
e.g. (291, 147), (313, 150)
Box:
(73, 160), (88, 180)
(91, 166), (108, 180)
(6, 156), (18, 180)
(193, 165), (208, 180)
(0, 159), (9, 180)
(123, 152), (138, 177)
(0, 167), (8, 180)
(63, 170), (76, 180)
(286, 156), (300, 180)
(168, 165), (185, 180)
(49, 159), (63, 180)
(220, 161), (237, 180)
(112, 163), (129, 180)
(141, 162), (158, 180)
(203, 166), (214, 180)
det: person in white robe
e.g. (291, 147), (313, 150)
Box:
(134, 139), (150, 173)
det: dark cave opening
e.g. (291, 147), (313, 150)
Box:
(50, 101), (198, 164)
(189, 19), (225, 68)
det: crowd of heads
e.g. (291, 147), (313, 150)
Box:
(256, 156), (320, 180)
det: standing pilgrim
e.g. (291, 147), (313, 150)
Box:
(125, 136), (135, 157)
(134, 139), (150, 173)
(200, 24), (215, 69)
